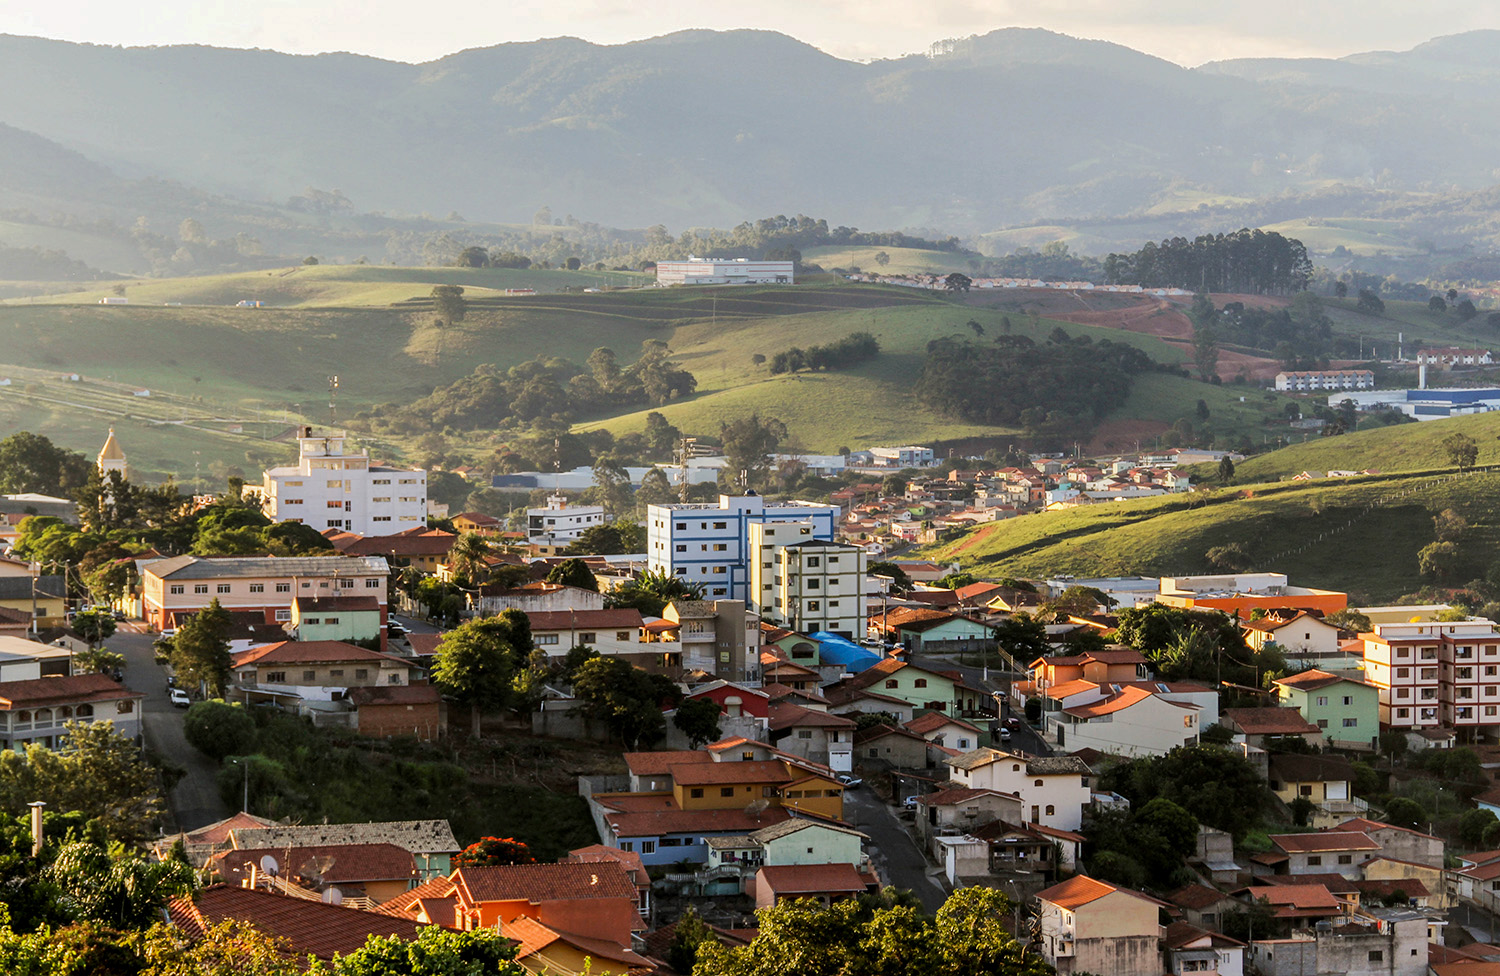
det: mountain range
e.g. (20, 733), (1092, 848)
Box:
(4, 27), (1500, 237)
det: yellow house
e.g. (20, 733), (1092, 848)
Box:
(0, 557), (65, 629)
(503, 915), (651, 975)
(779, 771), (846, 821)
(672, 760), (792, 811)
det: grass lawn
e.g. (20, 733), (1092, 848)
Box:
(800, 245), (977, 275)
(1226, 411), (1500, 483)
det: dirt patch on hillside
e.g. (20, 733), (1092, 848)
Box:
(1085, 417), (1173, 455)
(947, 522), (1005, 556)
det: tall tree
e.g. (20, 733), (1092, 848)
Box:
(430, 612), (532, 736)
(170, 598), (232, 698)
(430, 284), (467, 328)
(0, 433), (91, 497)
(446, 532), (493, 584)
(719, 414), (788, 490)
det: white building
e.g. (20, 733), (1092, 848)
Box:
(746, 524), (868, 636)
(866, 446), (936, 468)
(647, 494), (838, 602)
(526, 494), (605, 544)
(263, 428), (426, 535)
(655, 257), (793, 286)
(945, 748), (1092, 831)
(1275, 370), (1375, 392)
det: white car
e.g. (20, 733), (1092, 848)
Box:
(169, 688), (191, 708)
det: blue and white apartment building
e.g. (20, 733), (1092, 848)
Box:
(647, 493), (839, 603)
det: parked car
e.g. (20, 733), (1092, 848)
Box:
(902, 795), (920, 810)
(387, 622), (409, 638)
(858, 638), (883, 648)
(1004, 717), (1023, 731)
(837, 774), (862, 789)
(166, 675), (177, 690)
(111, 609), (126, 621)
(169, 688), (191, 708)
(999, 727), (1012, 741)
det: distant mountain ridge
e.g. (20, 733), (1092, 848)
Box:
(3, 28), (1500, 231)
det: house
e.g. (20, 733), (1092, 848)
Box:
(288, 594), (383, 645)
(0, 574), (66, 629)
(1254, 831), (1380, 878)
(1015, 648), (1150, 703)
(854, 723), (930, 768)
(210, 842), (418, 904)
(229, 641), (417, 705)
(767, 703), (855, 772)
(0, 672), (145, 749)
(1167, 883), (1241, 932)
(1163, 921), (1245, 976)
(967, 819), (1082, 879)
(0, 635), (75, 680)
(1239, 881), (1346, 927)
(503, 915), (652, 976)
(590, 797), (792, 867)
(565, 845), (652, 921)
(752, 862), (876, 909)
(904, 712), (983, 751)
(381, 861), (641, 950)
(169, 885), (428, 962)
(1156, 573), (1347, 617)
(470, 582), (605, 618)
(945, 748), (1091, 830)
(658, 599), (756, 683)
(230, 820), (460, 881)
(450, 511), (504, 536)
(825, 688), (916, 724)
(141, 554), (391, 645)
(1267, 754), (1362, 823)
(1273, 670), (1379, 751)
(913, 787), (1023, 852)
(1034, 874), (1166, 976)
(868, 606), (996, 654)
(684, 680), (770, 720)
(1222, 707), (1324, 750)
(825, 658), (987, 715)
(333, 528), (457, 574)
(1248, 907), (1427, 976)
(152, 811), (282, 868)
(1361, 855), (1450, 908)
(347, 684), (445, 740)
(705, 817), (870, 888)
(262, 427), (426, 535)
(1050, 684), (1201, 757)
(525, 608), (645, 658)
(1244, 612), (1346, 665)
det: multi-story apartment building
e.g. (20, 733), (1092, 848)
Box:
(1361, 619), (1500, 734)
(647, 494), (838, 603)
(526, 494), (605, 544)
(746, 523), (867, 636)
(263, 428), (426, 535)
(142, 554), (390, 644)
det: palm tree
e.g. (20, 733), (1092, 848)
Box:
(447, 532), (493, 584)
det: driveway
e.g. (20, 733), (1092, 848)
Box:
(844, 785), (947, 913)
(113, 624), (231, 832)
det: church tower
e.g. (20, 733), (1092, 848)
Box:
(97, 428), (127, 478)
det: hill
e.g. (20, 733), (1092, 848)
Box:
(1224, 412), (1500, 483)
(6, 29), (1500, 233)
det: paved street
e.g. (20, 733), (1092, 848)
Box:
(113, 623), (231, 832)
(844, 784), (947, 913)
(910, 654), (1051, 756)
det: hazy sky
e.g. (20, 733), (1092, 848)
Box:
(8, 0), (1498, 66)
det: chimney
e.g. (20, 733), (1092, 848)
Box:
(28, 801), (44, 857)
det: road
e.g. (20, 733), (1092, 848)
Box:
(844, 784), (947, 913)
(909, 654), (1051, 756)
(113, 623), (231, 832)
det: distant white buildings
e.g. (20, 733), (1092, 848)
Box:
(526, 494), (604, 544)
(647, 494), (838, 602)
(1326, 387), (1500, 421)
(1275, 370), (1374, 392)
(656, 257), (794, 286)
(855, 446), (936, 469)
(263, 427), (426, 535)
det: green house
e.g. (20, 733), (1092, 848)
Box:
(1273, 669), (1379, 751)
(291, 595), (383, 645)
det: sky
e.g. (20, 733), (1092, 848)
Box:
(7, 0), (1500, 67)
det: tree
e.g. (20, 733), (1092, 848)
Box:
(674, 697), (723, 748)
(572, 656), (680, 748)
(1461, 809), (1498, 847)
(72, 647), (125, 677)
(70, 609), (116, 650)
(1443, 433), (1479, 472)
(874, 251), (890, 267)
(1378, 727), (1409, 761)
(1458, 299), (1479, 321)
(719, 414), (788, 490)
(1205, 543), (1252, 572)
(1099, 744), (1268, 839)
(1429, 296), (1448, 314)
(1433, 508), (1470, 543)
(943, 272), (971, 293)
(606, 568), (704, 616)
(182, 700), (256, 762)
(1356, 289), (1385, 315)
(667, 906), (715, 974)
(48, 842), (195, 929)
(430, 285), (467, 327)
(0, 721), (167, 843)
(445, 532), (492, 584)
(1188, 295), (1220, 382)
(171, 599), (232, 698)
(430, 612), (532, 736)
(1418, 541), (1462, 581)
(308, 926), (528, 975)
(1334, 280), (1348, 299)
(993, 615), (1050, 663)
(453, 837), (534, 867)
(1383, 796), (1426, 830)
(545, 558), (598, 592)
(456, 245), (490, 268)
(1218, 456), (1235, 485)
(1134, 797), (1200, 858)
(589, 455), (634, 515)
(0, 433), (91, 497)
(868, 562), (913, 594)
(564, 524), (626, 556)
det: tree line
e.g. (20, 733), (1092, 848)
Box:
(1103, 228), (1313, 295)
(769, 332), (880, 374)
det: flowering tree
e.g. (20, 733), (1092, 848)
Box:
(454, 837), (534, 867)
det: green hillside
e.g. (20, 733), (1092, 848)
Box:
(1225, 412), (1500, 483)
(800, 246), (976, 275)
(923, 468), (1500, 601)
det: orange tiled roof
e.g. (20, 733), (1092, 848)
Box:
(454, 861), (637, 905)
(169, 884), (426, 960)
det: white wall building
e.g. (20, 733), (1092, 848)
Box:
(526, 494), (605, 543)
(945, 748), (1092, 831)
(647, 494), (838, 602)
(866, 446), (936, 468)
(263, 428), (426, 535)
(655, 257), (793, 286)
(1275, 370), (1375, 392)
(747, 525), (868, 636)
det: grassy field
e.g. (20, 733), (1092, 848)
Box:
(1260, 218), (1428, 258)
(1224, 412), (1500, 483)
(6, 263), (651, 308)
(921, 467), (1500, 601)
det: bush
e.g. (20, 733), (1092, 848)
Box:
(182, 700), (256, 761)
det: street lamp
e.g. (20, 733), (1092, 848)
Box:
(228, 757), (250, 813)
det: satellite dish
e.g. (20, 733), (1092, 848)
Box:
(322, 886), (343, 905)
(260, 855), (279, 876)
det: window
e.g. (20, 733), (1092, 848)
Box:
(355, 669), (368, 680)
(1342, 695), (1353, 705)
(676, 544), (687, 552)
(712, 543), (727, 552)
(116, 701), (132, 714)
(616, 631), (630, 640)
(807, 578), (819, 589)
(1368, 951), (1383, 963)
(304, 618), (321, 625)
(640, 841), (656, 854)
(275, 583), (291, 593)
(1034, 779), (1043, 787)
(249, 583), (264, 593)
(713, 521), (727, 530)
(913, 678), (928, 689)
(720, 787), (734, 797)
(1316, 719), (1329, 729)
(1045, 805), (1055, 816)
(1299, 785), (1313, 796)
(885, 679), (898, 689)
(1342, 717), (1358, 727)
(1396, 707), (1409, 718)
(194, 584), (209, 594)
(274, 609), (291, 621)
(169, 585), (184, 595)
(868, 748), (879, 758)
(266, 671), (286, 683)
(1316, 695), (1328, 706)
(330, 669), (344, 678)
(373, 478), (390, 485)
(327, 480), (343, 488)
(536, 635), (560, 645)
(807, 601), (820, 611)
(742, 752), (755, 761)
(324, 617), (339, 625)
(301, 670), (316, 681)
(1338, 854), (1353, 864)
(797, 729), (812, 739)
(282, 498), (304, 505)
(1396, 667), (1409, 677)
(389, 673), (401, 684)
(1307, 855), (1322, 865)
(217, 584), (231, 594)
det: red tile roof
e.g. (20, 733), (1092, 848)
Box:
(169, 884), (427, 960)
(503, 915), (651, 969)
(915, 787), (1020, 807)
(525, 609), (644, 631)
(603, 805), (791, 838)
(1036, 875), (1126, 910)
(768, 703), (855, 732)
(1250, 884), (1341, 912)
(453, 861), (637, 905)
(669, 760), (793, 787)
(183, 811), (282, 847)
(904, 712), (981, 736)
(212, 843), (417, 886)
(0, 672), (145, 709)
(566, 845), (649, 887)
(1167, 883), (1233, 911)
(1224, 707), (1321, 735)
(1337, 817), (1439, 841)
(292, 595), (381, 613)
(1270, 831), (1378, 853)
(756, 862), (869, 895)
(337, 532), (458, 558)
(623, 750), (713, 776)
(345, 684), (442, 708)
(232, 641), (410, 668)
